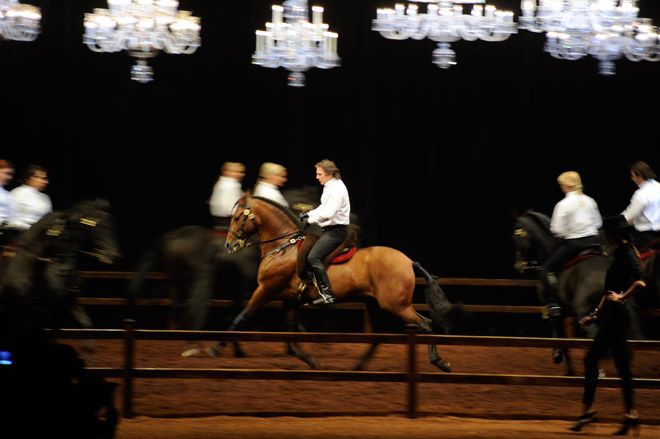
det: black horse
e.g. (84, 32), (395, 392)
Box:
(512, 210), (659, 374)
(128, 225), (260, 355)
(0, 199), (120, 330)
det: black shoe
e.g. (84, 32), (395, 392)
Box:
(569, 411), (596, 432)
(613, 415), (640, 436)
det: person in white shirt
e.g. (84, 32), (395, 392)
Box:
(299, 159), (350, 305)
(209, 162), (245, 231)
(253, 162), (288, 207)
(0, 160), (14, 226)
(0, 160), (16, 246)
(10, 164), (52, 230)
(542, 171), (603, 321)
(622, 160), (660, 249)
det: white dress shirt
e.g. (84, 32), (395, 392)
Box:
(622, 179), (660, 232)
(209, 176), (243, 217)
(10, 185), (52, 229)
(550, 191), (602, 239)
(253, 181), (288, 207)
(307, 178), (350, 228)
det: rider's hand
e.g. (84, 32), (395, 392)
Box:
(299, 213), (309, 229)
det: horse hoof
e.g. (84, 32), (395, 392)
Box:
(552, 348), (563, 364)
(234, 350), (247, 358)
(433, 359), (452, 373)
(181, 347), (202, 358)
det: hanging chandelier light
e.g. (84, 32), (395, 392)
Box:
(372, 0), (516, 69)
(83, 0), (201, 83)
(253, 0), (340, 87)
(0, 0), (40, 42)
(520, 0), (660, 75)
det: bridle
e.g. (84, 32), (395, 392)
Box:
(228, 199), (303, 252)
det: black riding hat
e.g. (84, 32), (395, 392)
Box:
(601, 214), (634, 234)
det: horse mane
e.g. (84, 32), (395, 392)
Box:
(517, 210), (556, 256)
(252, 196), (302, 227)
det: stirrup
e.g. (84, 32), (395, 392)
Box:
(313, 291), (335, 305)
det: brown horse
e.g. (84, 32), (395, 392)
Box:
(218, 194), (461, 372)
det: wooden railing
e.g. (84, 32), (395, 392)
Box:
(55, 320), (660, 419)
(78, 271), (660, 317)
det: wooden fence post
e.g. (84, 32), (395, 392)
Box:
(405, 324), (417, 419)
(122, 318), (136, 418)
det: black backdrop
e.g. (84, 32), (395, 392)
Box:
(3, 0), (660, 276)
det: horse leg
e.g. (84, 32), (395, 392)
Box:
(283, 299), (320, 369)
(205, 286), (266, 358)
(417, 312), (451, 373)
(352, 300), (381, 371)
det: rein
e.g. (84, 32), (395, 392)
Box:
(228, 197), (304, 254)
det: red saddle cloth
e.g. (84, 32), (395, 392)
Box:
(296, 240), (357, 264)
(562, 251), (602, 270)
(639, 249), (658, 261)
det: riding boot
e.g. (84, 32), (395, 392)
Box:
(312, 267), (336, 305)
(542, 272), (562, 319)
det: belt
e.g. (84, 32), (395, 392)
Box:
(322, 224), (348, 232)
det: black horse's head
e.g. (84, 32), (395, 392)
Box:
(512, 210), (556, 274)
(60, 199), (121, 264)
(16, 198), (120, 265)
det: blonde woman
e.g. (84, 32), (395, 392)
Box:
(253, 162), (288, 206)
(541, 171), (602, 322)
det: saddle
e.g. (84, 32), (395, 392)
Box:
(296, 225), (358, 280)
(561, 245), (604, 270)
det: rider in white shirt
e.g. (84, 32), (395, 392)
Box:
(542, 171), (602, 320)
(253, 162), (289, 207)
(622, 160), (660, 249)
(300, 159), (350, 305)
(209, 162), (245, 231)
(10, 164), (52, 230)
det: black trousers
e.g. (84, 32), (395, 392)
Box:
(630, 229), (660, 250)
(583, 303), (634, 411)
(541, 235), (601, 304)
(307, 225), (348, 272)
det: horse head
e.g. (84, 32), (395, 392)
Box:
(512, 210), (556, 273)
(65, 199), (121, 264)
(226, 194), (302, 254)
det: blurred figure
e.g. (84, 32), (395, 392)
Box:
(570, 214), (645, 436)
(541, 171), (602, 338)
(0, 160), (16, 246)
(253, 162), (288, 206)
(209, 162), (245, 230)
(10, 164), (52, 230)
(622, 160), (660, 249)
(299, 159), (350, 305)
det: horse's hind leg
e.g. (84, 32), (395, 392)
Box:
(416, 312), (451, 373)
(283, 300), (320, 369)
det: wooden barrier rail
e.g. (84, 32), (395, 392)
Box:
(55, 321), (660, 419)
(78, 271), (660, 316)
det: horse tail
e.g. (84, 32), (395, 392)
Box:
(127, 236), (164, 308)
(412, 262), (466, 334)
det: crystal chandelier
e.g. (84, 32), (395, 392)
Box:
(0, 0), (40, 42)
(253, 0), (340, 87)
(372, 0), (516, 69)
(83, 0), (201, 83)
(520, 0), (660, 75)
